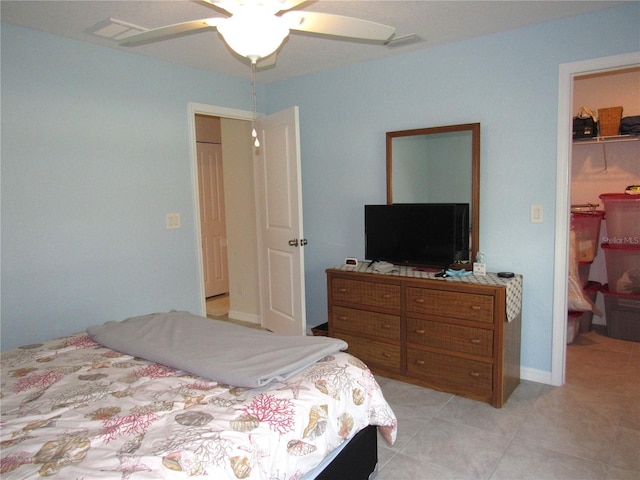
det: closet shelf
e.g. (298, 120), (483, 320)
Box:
(574, 134), (639, 145)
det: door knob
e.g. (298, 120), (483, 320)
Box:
(288, 238), (308, 247)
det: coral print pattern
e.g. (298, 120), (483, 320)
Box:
(0, 333), (397, 479)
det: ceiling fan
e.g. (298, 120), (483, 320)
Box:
(120, 0), (396, 64)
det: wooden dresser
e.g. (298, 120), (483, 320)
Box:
(326, 267), (522, 407)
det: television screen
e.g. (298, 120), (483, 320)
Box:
(365, 203), (469, 267)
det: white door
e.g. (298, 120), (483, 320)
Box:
(254, 107), (306, 335)
(198, 142), (229, 298)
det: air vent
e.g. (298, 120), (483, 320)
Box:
(85, 18), (147, 41)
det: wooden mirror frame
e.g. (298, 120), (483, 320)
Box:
(386, 122), (480, 262)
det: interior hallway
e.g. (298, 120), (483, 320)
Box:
(206, 293), (230, 318)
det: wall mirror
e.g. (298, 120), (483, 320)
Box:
(386, 123), (480, 262)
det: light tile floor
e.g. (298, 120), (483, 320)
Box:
(375, 327), (640, 480)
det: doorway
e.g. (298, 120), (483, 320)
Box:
(552, 52), (640, 386)
(188, 103), (307, 335)
(196, 115), (230, 302)
(188, 104), (261, 325)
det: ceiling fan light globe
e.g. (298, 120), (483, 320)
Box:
(217, 13), (289, 60)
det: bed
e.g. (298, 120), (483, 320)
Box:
(0, 312), (397, 479)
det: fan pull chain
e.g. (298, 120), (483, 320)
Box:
(251, 61), (260, 148)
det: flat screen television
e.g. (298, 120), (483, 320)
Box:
(365, 203), (470, 268)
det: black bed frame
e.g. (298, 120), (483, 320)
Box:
(314, 425), (378, 479)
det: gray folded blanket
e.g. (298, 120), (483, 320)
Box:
(87, 311), (347, 388)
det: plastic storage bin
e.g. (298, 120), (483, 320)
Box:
(602, 285), (640, 342)
(579, 281), (601, 333)
(602, 244), (640, 294)
(577, 262), (591, 288)
(567, 311), (581, 344)
(571, 211), (604, 262)
(599, 194), (640, 242)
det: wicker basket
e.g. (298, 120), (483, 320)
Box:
(598, 106), (623, 137)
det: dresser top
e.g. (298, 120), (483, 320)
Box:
(328, 263), (523, 322)
(330, 262), (519, 286)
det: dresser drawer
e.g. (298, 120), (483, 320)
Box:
(334, 333), (401, 371)
(406, 287), (494, 323)
(332, 278), (401, 310)
(407, 348), (493, 390)
(406, 318), (493, 357)
(326, 268), (521, 408)
(332, 306), (401, 340)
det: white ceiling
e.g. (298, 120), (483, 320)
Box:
(1, 0), (630, 83)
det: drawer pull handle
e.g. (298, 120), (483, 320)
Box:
(382, 324), (392, 329)
(469, 338), (481, 344)
(338, 316), (348, 321)
(382, 294), (392, 299)
(415, 359), (425, 366)
(469, 371), (480, 377)
(470, 305), (482, 311)
(415, 329), (425, 335)
(414, 298), (425, 304)
(338, 288), (347, 293)
(382, 352), (392, 358)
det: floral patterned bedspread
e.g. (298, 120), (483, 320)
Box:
(0, 333), (397, 479)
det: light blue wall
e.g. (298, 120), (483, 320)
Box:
(1, 4), (638, 376)
(0, 23), (263, 350)
(266, 3), (640, 374)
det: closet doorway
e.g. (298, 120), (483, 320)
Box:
(196, 115), (229, 300)
(553, 52), (640, 386)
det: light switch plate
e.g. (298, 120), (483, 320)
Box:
(530, 204), (543, 223)
(166, 213), (181, 229)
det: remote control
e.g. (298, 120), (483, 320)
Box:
(497, 272), (514, 278)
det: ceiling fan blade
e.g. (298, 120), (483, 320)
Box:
(201, 0), (237, 15)
(274, 0), (308, 12)
(257, 52), (277, 68)
(119, 18), (222, 46)
(282, 11), (395, 42)
(202, 0), (306, 15)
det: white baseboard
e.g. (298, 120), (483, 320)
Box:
(520, 366), (554, 385)
(228, 310), (260, 325)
